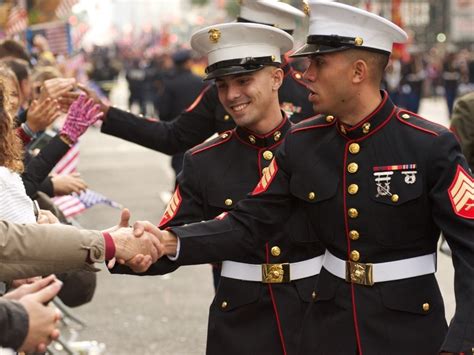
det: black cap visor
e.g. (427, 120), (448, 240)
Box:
(204, 56), (279, 81)
(291, 34), (390, 58)
(290, 43), (351, 58)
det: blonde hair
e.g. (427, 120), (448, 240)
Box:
(0, 65), (24, 173)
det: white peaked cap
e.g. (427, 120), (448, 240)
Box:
(239, 0), (305, 32)
(292, 0), (408, 57)
(191, 22), (294, 80)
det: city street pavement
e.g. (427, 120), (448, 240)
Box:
(68, 79), (456, 354)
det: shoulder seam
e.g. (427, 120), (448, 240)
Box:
(291, 116), (336, 134)
(191, 131), (233, 155)
(396, 110), (443, 137)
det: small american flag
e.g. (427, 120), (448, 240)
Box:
(52, 142), (121, 218)
(54, 189), (122, 218)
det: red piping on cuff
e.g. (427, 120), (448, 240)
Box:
(102, 232), (116, 260)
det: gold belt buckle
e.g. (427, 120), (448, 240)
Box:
(345, 261), (374, 286)
(262, 263), (290, 283)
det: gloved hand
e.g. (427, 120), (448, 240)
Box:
(60, 95), (104, 144)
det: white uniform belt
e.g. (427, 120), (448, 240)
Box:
(221, 255), (324, 283)
(323, 250), (436, 285)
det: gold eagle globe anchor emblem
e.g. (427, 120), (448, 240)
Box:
(208, 28), (221, 43)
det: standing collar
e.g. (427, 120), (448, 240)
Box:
(335, 91), (395, 140)
(235, 111), (291, 148)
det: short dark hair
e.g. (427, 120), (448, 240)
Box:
(0, 40), (30, 63)
(346, 49), (389, 84)
(0, 58), (30, 83)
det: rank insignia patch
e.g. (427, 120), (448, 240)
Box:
(448, 165), (474, 219)
(159, 186), (182, 227)
(252, 159), (278, 195)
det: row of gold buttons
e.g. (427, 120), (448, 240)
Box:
(348, 142), (361, 261)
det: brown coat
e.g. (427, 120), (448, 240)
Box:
(0, 221), (104, 281)
(451, 91), (474, 169)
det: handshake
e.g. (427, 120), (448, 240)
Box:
(104, 209), (177, 272)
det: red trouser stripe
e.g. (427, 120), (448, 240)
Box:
(266, 243), (288, 355)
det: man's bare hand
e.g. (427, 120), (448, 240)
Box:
(51, 172), (88, 196)
(122, 222), (178, 273)
(109, 227), (164, 266)
(104, 208), (131, 268)
(133, 221), (178, 257)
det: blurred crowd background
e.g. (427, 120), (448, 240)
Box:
(0, 0), (472, 118)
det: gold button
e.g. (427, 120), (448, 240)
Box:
(422, 303), (430, 312)
(271, 55), (276, 62)
(362, 123), (371, 134)
(340, 124), (347, 134)
(271, 246), (281, 257)
(348, 208), (358, 218)
(295, 72), (302, 79)
(354, 36), (364, 46)
(402, 113), (410, 120)
(223, 114), (230, 121)
(347, 184), (359, 195)
(263, 150), (273, 160)
(308, 192), (316, 200)
(349, 143), (360, 154)
(273, 131), (281, 141)
(350, 250), (360, 262)
(349, 230), (360, 240)
(249, 135), (256, 144)
(311, 291), (317, 300)
(224, 198), (233, 206)
(391, 194), (399, 203)
(347, 162), (359, 174)
(262, 167), (269, 175)
(221, 133), (228, 139)
(221, 301), (228, 309)
(326, 115), (334, 123)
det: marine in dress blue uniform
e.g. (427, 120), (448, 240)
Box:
(112, 23), (324, 355)
(150, 2), (474, 354)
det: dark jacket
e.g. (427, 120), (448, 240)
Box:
(157, 67), (207, 121)
(168, 92), (474, 354)
(21, 135), (70, 199)
(0, 299), (28, 350)
(100, 62), (315, 155)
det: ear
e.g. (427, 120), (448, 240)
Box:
(271, 67), (284, 91)
(352, 59), (368, 84)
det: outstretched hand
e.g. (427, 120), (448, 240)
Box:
(60, 95), (104, 144)
(122, 221), (166, 273)
(109, 226), (164, 267)
(104, 208), (131, 268)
